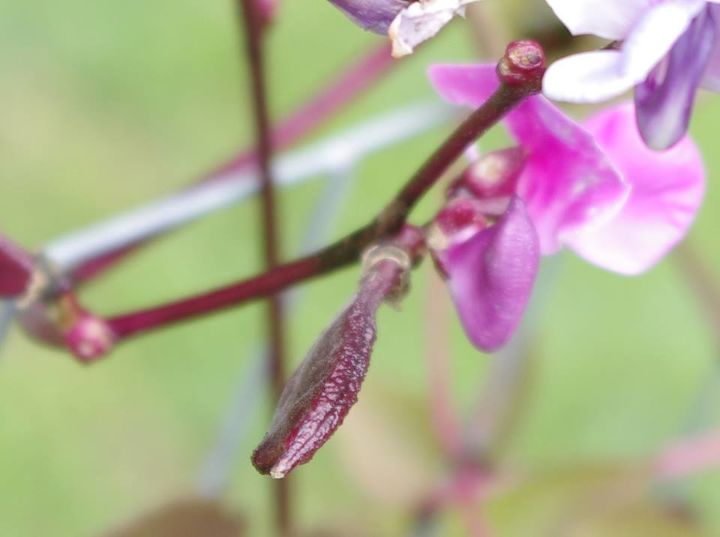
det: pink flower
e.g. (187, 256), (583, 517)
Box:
(431, 197), (540, 352)
(428, 63), (705, 351)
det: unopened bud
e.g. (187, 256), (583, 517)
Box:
(58, 294), (115, 362)
(460, 147), (527, 199)
(252, 227), (424, 478)
(63, 313), (115, 363)
(497, 40), (546, 88)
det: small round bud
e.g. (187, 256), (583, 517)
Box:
(497, 40), (546, 88)
(64, 313), (115, 363)
(457, 147), (527, 200)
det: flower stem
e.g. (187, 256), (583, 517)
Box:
(106, 44), (545, 341)
(235, 0), (290, 533)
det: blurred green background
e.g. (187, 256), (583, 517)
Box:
(2, 1), (720, 535)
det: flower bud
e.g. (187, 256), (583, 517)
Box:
(497, 40), (546, 88)
(63, 312), (115, 363)
(252, 227), (424, 478)
(57, 293), (115, 362)
(458, 147), (527, 200)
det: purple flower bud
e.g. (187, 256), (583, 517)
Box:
(453, 147), (527, 201)
(56, 293), (115, 362)
(433, 197), (539, 353)
(497, 40), (546, 88)
(252, 227), (424, 478)
(328, 0), (412, 34)
(63, 312), (115, 363)
(430, 197), (489, 254)
(0, 233), (34, 298)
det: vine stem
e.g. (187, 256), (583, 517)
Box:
(106, 48), (545, 341)
(235, 0), (290, 534)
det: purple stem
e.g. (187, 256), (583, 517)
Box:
(104, 43), (546, 343)
(235, 0), (291, 533)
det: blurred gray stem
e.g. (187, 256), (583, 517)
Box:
(43, 102), (451, 273)
(0, 302), (15, 356)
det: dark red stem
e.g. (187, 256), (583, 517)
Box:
(107, 79), (540, 341)
(236, 0), (291, 534)
(70, 42), (393, 284)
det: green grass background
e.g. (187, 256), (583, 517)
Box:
(1, 1), (720, 535)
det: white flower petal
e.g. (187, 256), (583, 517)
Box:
(545, 0), (652, 39)
(388, 0), (480, 57)
(544, 0), (708, 104)
(543, 51), (636, 103)
(621, 0), (706, 83)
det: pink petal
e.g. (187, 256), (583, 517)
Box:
(428, 63), (630, 254)
(513, 98), (630, 255)
(443, 197), (539, 353)
(566, 103), (705, 275)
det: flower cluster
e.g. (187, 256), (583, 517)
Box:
(428, 62), (704, 351)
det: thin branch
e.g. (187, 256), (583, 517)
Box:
(105, 70), (544, 341)
(235, 0), (290, 532)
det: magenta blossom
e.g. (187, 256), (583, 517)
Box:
(430, 197), (540, 352)
(428, 63), (704, 351)
(543, 0), (720, 150)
